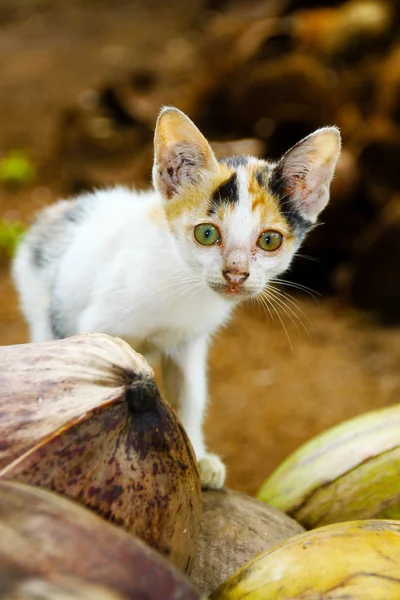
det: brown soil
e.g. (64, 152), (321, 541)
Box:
(209, 301), (400, 494)
(1, 0), (400, 496)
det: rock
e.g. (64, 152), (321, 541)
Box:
(0, 480), (200, 600)
(0, 333), (201, 571)
(210, 520), (400, 599)
(190, 488), (304, 595)
(258, 403), (400, 526)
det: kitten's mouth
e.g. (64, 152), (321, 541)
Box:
(224, 287), (241, 296)
(209, 281), (249, 299)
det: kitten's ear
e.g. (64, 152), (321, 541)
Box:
(153, 107), (218, 200)
(271, 127), (341, 223)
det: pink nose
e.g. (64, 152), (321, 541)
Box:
(223, 270), (249, 285)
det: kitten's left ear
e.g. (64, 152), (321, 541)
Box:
(271, 127), (341, 223)
(153, 107), (218, 200)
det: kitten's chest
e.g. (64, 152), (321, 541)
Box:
(146, 287), (232, 348)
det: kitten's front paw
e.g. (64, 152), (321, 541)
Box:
(197, 453), (226, 489)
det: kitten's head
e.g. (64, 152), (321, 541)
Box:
(153, 107), (341, 301)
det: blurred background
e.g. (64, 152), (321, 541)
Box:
(0, 0), (399, 494)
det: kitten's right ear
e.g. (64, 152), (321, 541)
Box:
(153, 107), (218, 200)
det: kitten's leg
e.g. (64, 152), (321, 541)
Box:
(162, 337), (226, 489)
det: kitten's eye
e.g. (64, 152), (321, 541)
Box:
(257, 230), (283, 252)
(194, 223), (221, 246)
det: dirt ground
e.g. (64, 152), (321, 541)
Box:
(1, 0), (400, 496)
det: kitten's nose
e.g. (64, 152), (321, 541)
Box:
(223, 269), (249, 286)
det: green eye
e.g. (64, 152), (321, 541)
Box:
(194, 223), (221, 246)
(257, 230), (283, 252)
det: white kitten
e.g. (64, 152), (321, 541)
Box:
(12, 107), (341, 488)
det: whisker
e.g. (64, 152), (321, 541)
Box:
(159, 271), (199, 283)
(269, 285), (302, 306)
(164, 281), (195, 299)
(262, 289), (301, 336)
(158, 278), (200, 293)
(265, 287), (310, 340)
(163, 281), (202, 304)
(295, 253), (321, 263)
(180, 283), (206, 310)
(271, 278), (321, 300)
(161, 281), (195, 296)
(257, 292), (274, 322)
(158, 273), (201, 293)
(260, 292), (293, 353)
(268, 284), (314, 332)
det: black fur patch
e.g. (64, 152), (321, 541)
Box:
(32, 243), (45, 268)
(209, 172), (239, 214)
(221, 155), (249, 169)
(63, 200), (86, 224)
(31, 201), (86, 269)
(255, 168), (268, 188)
(50, 316), (65, 339)
(269, 165), (311, 240)
(50, 295), (66, 339)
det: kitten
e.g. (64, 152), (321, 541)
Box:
(12, 107), (341, 489)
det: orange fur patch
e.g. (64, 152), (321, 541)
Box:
(148, 205), (167, 227)
(246, 162), (293, 237)
(251, 193), (265, 211)
(165, 162), (234, 223)
(247, 165), (260, 197)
